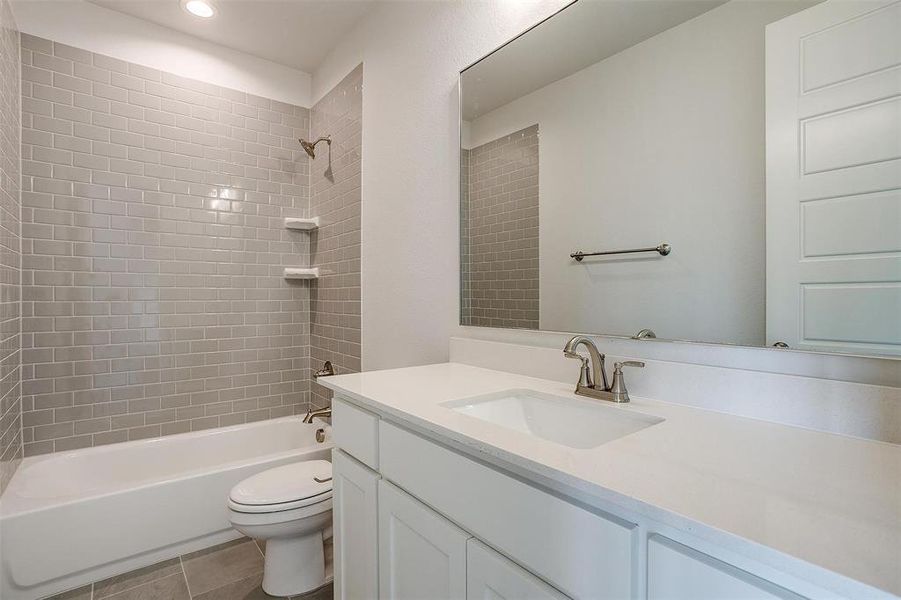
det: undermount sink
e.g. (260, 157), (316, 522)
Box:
(442, 389), (664, 449)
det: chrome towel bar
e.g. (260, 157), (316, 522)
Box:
(571, 243), (671, 262)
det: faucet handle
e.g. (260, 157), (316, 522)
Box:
(614, 360), (645, 370)
(565, 352), (594, 388)
(609, 361), (644, 403)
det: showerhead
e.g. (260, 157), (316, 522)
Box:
(298, 135), (331, 159)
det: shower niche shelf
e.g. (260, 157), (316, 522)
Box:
(284, 267), (319, 280)
(285, 217), (319, 231)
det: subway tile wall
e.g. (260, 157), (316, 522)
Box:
(18, 35), (317, 455)
(462, 125), (539, 329)
(309, 65), (362, 409)
(0, 0), (21, 492)
(460, 148), (471, 326)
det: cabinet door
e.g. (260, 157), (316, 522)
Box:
(467, 539), (571, 600)
(333, 449), (379, 600)
(378, 480), (469, 600)
(648, 536), (804, 600)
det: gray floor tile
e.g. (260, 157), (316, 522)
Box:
(94, 557), (182, 598)
(191, 572), (275, 600)
(44, 585), (92, 600)
(182, 539), (264, 597)
(105, 573), (190, 600)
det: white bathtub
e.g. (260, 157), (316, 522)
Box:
(0, 416), (332, 600)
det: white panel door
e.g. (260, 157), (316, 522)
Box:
(647, 536), (804, 600)
(378, 480), (469, 600)
(766, 0), (901, 354)
(332, 449), (379, 600)
(467, 539), (571, 600)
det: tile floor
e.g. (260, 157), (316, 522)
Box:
(46, 538), (333, 600)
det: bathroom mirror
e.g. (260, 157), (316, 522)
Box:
(459, 0), (901, 357)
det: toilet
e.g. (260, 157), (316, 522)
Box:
(228, 460), (333, 597)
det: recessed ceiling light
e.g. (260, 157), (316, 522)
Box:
(182, 0), (216, 18)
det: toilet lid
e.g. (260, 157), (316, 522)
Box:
(229, 460), (332, 509)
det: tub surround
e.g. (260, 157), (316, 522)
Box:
(18, 34), (313, 455)
(0, 0), (21, 496)
(460, 124), (540, 330)
(320, 362), (901, 599)
(308, 64), (362, 411)
(15, 32), (362, 456)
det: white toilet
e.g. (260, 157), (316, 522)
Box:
(228, 460), (333, 597)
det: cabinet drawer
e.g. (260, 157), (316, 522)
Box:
(332, 396), (379, 469)
(648, 535), (804, 600)
(379, 421), (636, 600)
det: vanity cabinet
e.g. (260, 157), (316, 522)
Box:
(329, 394), (872, 600)
(332, 449), (379, 600)
(378, 480), (470, 599)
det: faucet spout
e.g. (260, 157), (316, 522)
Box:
(562, 335), (609, 392)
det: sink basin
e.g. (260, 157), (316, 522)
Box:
(442, 389), (663, 449)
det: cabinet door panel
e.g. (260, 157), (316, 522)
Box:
(467, 539), (571, 600)
(333, 449), (379, 600)
(648, 536), (804, 600)
(378, 480), (469, 600)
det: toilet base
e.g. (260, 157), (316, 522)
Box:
(262, 531), (326, 597)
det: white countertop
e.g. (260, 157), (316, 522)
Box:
(321, 362), (901, 598)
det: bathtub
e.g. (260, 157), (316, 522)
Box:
(0, 416), (332, 600)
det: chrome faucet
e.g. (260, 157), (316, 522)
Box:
(562, 336), (644, 403)
(303, 407), (332, 423)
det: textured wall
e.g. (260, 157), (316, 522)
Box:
(463, 124), (539, 329)
(19, 35), (314, 455)
(0, 0), (21, 492)
(309, 65), (362, 408)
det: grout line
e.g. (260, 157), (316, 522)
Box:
(178, 556), (193, 600)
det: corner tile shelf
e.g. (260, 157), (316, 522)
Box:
(285, 217), (320, 230)
(284, 267), (319, 280)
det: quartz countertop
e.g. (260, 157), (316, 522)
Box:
(320, 362), (901, 598)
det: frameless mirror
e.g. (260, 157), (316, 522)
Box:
(460, 0), (901, 357)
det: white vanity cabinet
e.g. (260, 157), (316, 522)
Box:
(329, 394), (879, 600)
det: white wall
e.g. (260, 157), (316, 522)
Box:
(313, 0), (901, 391)
(10, 0), (311, 106)
(467, 1), (809, 346)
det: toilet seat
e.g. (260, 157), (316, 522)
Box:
(229, 460), (332, 514)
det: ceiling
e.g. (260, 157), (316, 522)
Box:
(462, 0), (728, 120)
(88, 0), (377, 73)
